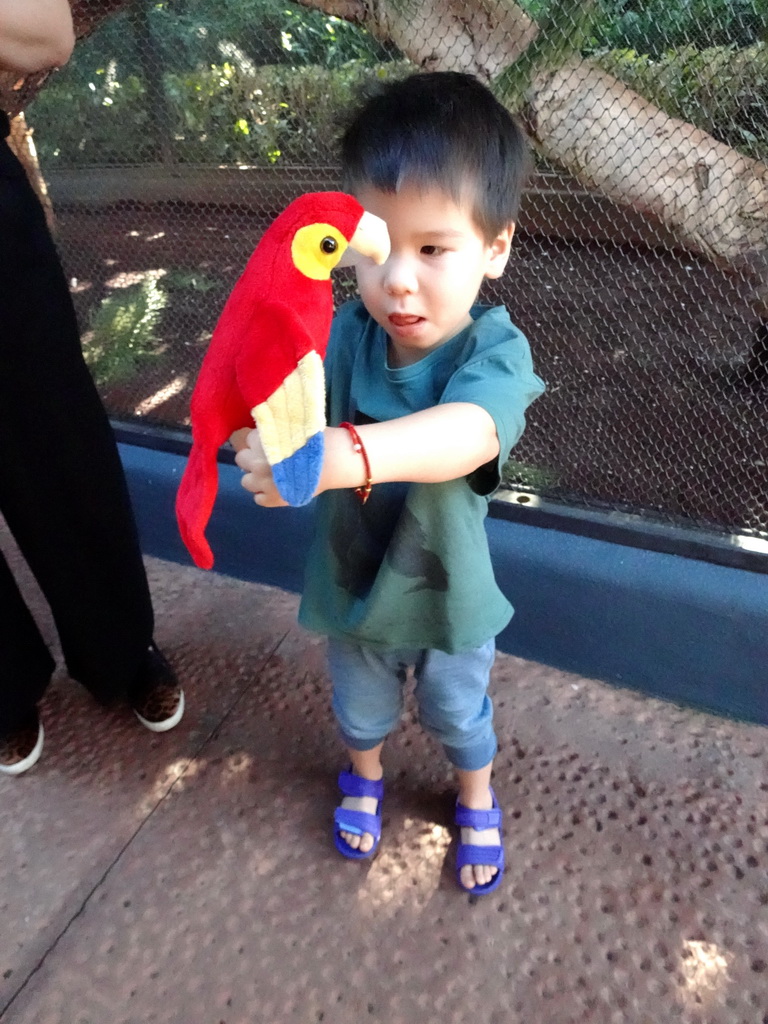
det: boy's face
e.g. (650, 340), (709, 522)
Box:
(353, 183), (513, 367)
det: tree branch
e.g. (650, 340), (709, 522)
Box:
(296, 0), (370, 23)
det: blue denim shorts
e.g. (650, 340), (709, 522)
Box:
(327, 637), (497, 771)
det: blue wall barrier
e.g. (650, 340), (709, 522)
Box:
(120, 442), (768, 725)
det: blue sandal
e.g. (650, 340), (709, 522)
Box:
(455, 788), (505, 894)
(334, 769), (384, 860)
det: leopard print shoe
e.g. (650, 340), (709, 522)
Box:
(131, 642), (185, 733)
(132, 682), (185, 732)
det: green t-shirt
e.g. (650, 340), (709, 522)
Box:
(298, 300), (546, 654)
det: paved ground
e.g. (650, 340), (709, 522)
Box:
(1, 534), (767, 1024)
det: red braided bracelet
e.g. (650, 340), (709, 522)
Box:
(339, 421), (372, 504)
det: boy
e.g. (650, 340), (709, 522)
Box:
(234, 71), (545, 893)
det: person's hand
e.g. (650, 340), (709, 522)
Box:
(229, 427), (251, 452)
(233, 428), (288, 507)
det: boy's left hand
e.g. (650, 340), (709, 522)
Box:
(232, 428), (288, 507)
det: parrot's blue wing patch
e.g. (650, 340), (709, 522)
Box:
(272, 432), (324, 506)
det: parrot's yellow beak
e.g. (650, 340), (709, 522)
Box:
(340, 211), (390, 268)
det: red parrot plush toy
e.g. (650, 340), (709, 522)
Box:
(175, 191), (389, 570)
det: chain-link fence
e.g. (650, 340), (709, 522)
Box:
(17, 0), (768, 541)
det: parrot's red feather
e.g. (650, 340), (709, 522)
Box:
(175, 192), (365, 568)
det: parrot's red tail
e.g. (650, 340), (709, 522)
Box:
(175, 441), (219, 570)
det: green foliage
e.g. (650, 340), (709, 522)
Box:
(30, 59), (411, 166)
(63, 0), (393, 75)
(27, 0), (402, 164)
(596, 42), (768, 161)
(587, 0), (768, 57)
(273, 8), (394, 66)
(84, 277), (167, 385)
(162, 269), (221, 292)
(517, 0), (768, 57)
(31, 65), (154, 165)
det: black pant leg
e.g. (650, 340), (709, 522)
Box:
(0, 135), (154, 708)
(0, 547), (55, 736)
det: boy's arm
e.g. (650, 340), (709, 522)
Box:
(233, 403), (499, 507)
(0, 0), (75, 74)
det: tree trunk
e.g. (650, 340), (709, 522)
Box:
(525, 58), (768, 279)
(299, 0), (538, 77)
(299, 0), (768, 286)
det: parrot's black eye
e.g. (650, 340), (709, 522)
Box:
(320, 236), (338, 255)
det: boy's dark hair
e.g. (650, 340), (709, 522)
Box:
(341, 71), (531, 243)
